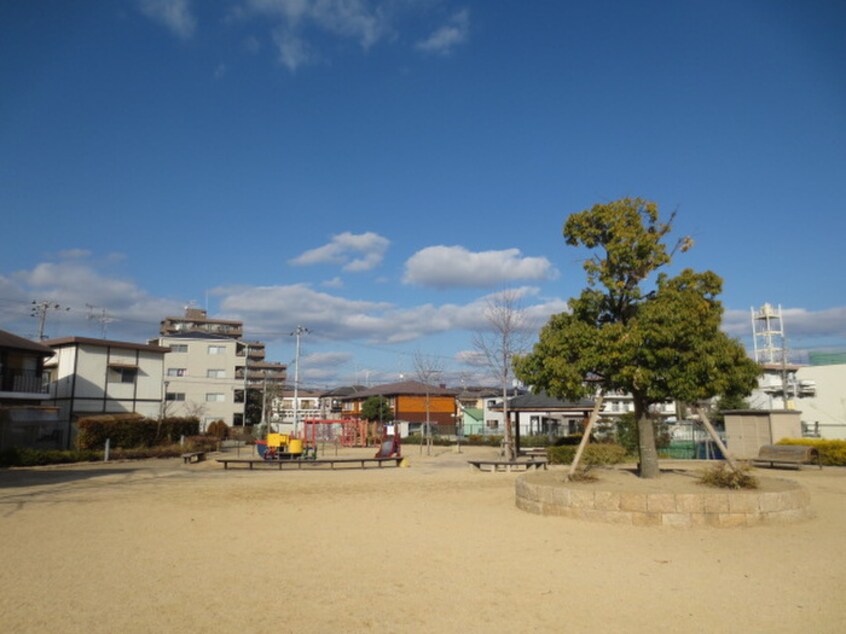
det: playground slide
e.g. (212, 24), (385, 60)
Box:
(375, 438), (399, 458)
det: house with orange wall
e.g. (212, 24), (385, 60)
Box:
(339, 380), (458, 435)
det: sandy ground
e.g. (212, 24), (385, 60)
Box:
(1, 445), (844, 634)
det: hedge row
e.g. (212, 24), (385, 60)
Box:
(0, 436), (218, 468)
(547, 443), (629, 466)
(777, 438), (846, 466)
(76, 414), (200, 450)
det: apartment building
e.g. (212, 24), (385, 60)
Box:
(0, 329), (62, 450)
(160, 307), (243, 339)
(155, 333), (285, 430)
(43, 336), (169, 448)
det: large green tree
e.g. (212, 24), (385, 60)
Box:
(514, 198), (760, 478)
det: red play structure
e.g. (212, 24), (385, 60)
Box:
(300, 419), (401, 457)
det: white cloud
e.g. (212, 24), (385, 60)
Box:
(2, 258), (183, 341)
(403, 245), (558, 289)
(57, 248), (91, 259)
(138, 0), (196, 39)
(271, 27), (313, 70)
(321, 277), (344, 289)
(245, 0), (392, 69)
(416, 8), (469, 55)
(290, 231), (390, 272)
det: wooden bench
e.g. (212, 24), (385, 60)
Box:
(217, 456), (404, 471)
(519, 448), (548, 458)
(752, 444), (822, 470)
(181, 451), (207, 464)
(468, 460), (547, 473)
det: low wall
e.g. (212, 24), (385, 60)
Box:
(515, 470), (812, 528)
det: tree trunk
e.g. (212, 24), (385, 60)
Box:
(635, 399), (660, 478)
(503, 386), (515, 461)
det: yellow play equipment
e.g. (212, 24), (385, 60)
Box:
(259, 433), (305, 459)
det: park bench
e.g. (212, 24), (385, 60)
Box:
(752, 444), (821, 470)
(217, 456), (404, 471)
(468, 460), (547, 473)
(181, 451), (207, 464)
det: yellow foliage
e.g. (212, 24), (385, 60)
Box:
(777, 438), (846, 466)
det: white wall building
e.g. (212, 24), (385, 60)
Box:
(43, 336), (169, 447)
(795, 364), (846, 439)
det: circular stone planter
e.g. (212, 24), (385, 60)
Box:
(515, 468), (812, 528)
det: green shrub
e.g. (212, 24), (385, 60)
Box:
(554, 434), (586, 447)
(519, 434), (551, 448)
(777, 438), (846, 466)
(698, 463), (758, 489)
(547, 443), (628, 466)
(76, 415), (200, 450)
(0, 448), (101, 468)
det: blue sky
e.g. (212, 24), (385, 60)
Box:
(1, 0), (845, 387)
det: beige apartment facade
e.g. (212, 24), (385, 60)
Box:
(156, 333), (250, 430)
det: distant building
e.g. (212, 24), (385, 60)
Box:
(43, 336), (169, 448)
(795, 363), (846, 440)
(154, 333), (286, 430)
(160, 307), (244, 340)
(339, 380), (459, 434)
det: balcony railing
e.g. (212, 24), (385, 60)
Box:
(0, 370), (49, 395)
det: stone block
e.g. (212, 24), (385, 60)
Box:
(702, 493), (730, 513)
(620, 492), (648, 512)
(662, 513), (693, 528)
(593, 491), (621, 511)
(675, 493), (705, 513)
(647, 493), (677, 513)
(569, 489), (596, 509)
(715, 513), (747, 528)
(728, 493), (760, 514)
(632, 511), (662, 527)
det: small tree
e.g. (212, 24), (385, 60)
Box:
(515, 198), (760, 478)
(473, 289), (529, 461)
(413, 351), (443, 455)
(361, 396), (394, 423)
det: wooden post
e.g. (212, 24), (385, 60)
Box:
(694, 404), (740, 472)
(568, 392), (604, 479)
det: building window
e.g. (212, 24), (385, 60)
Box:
(207, 369), (226, 379)
(166, 392), (186, 401)
(206, 393), (225, 402)
(108, 367), (137, 384)
(169, 344), (188, 353)
(486, 419), (499, 430)
(208, 345), (226, 355)
(167, 368), (186, 377)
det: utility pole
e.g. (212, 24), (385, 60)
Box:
(290, 326), (310, 437)
(31, 300), (70, 340)
(242, 343), (250, 428)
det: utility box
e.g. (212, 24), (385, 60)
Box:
(724, 410), (802, 459)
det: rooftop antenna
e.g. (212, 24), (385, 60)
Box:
(86, 304), (115, 339)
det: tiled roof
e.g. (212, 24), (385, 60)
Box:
(506, 391), (594, 410)
(0, 329), (54, 355)
(343, 380), (458, 399)
(44, 336), (170, 354)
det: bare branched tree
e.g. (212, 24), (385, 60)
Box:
(473, 290), (530, 461)
(413, 350), (443, 456)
